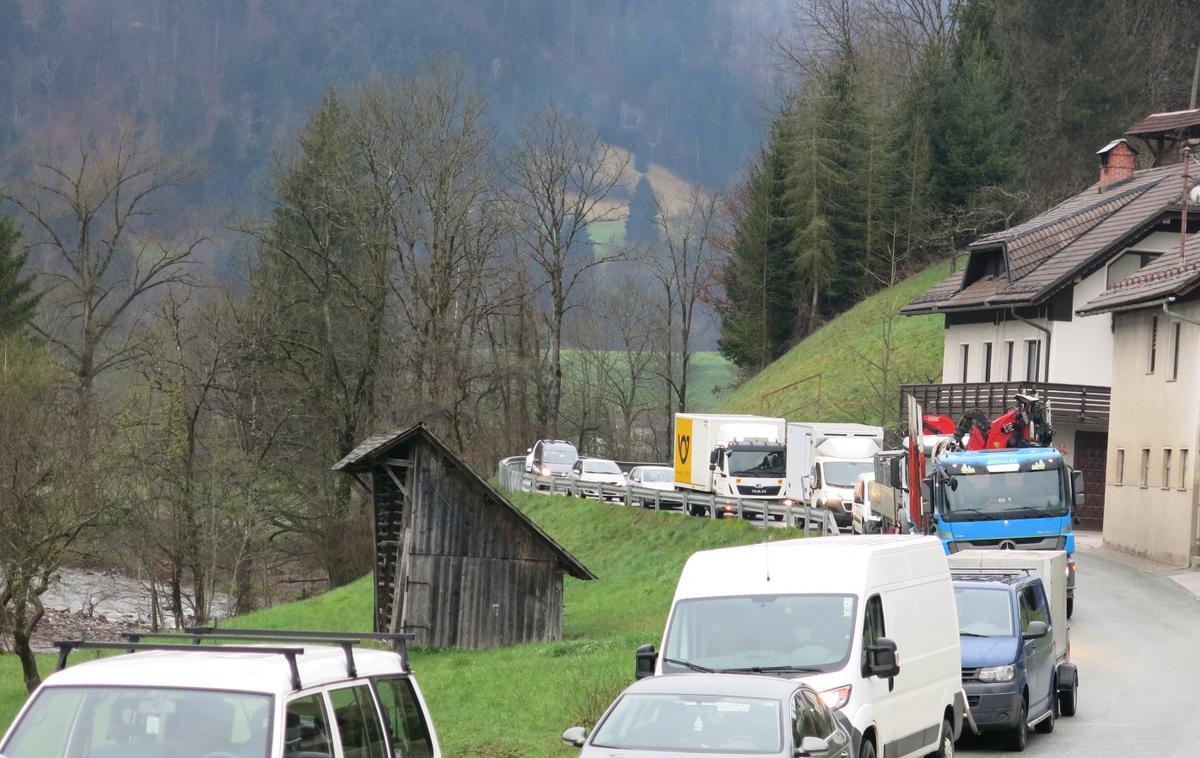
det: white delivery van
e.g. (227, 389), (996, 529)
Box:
(673, 413), (787, 499)
(636, 536), (964, 758)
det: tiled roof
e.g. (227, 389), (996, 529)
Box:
(1078, 235), (1200, 315)
(903, 162), (1190, 314)
(1126, 108), (1200, 136)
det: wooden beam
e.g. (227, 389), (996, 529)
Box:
(349, 473), (371, 494)
(385, 465), (409, 499)
(384, 458), (414, 468)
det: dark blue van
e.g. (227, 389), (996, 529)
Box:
(952, 574), (1062, 751)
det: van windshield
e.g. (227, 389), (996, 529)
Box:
(1, 686), (272, 758)
(663, 594), (856, 674)
(543, 444), (579, 464)
(954, 587), (1016, 637)
(822, 461), (874, 488)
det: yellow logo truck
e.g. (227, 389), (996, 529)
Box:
(672, 413), (787, 499)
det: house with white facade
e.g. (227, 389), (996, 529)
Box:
(902, 136), (1200, 530)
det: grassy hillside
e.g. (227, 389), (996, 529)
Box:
(237, 494), (782, 756)
(0, 495), (785, 755)
(720, 262), (950, 427)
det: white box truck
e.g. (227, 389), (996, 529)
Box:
(786, 422), (883, 530)
(673, 413), (786, 500)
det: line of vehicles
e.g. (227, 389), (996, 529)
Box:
(563, 537), (1078, 757)
(526, 394), (1083, 617)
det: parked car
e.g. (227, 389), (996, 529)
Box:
(561, 673), (852, 757)
(0, 628), (439, 758)
(636, 535), (965, 758)
(525, 439), (579, 477)
(568, 457), (627, 500)
(628, 465), (678, 508)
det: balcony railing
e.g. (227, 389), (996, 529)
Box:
(900, 382), (1110, 428)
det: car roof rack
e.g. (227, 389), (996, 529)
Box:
(184, 627), (414, 679)
(53, 641), (306, 690)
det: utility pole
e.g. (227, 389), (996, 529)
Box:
(1191, 42), (1200, 110)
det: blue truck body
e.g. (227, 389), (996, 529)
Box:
(929, 448), (1079, 612)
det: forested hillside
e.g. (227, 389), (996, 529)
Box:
(0, 0), (786, 208)
(718, 0), (1200, 373)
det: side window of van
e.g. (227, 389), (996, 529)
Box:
(1022, 585), (1050, 628)
(863, 594), (885, 646)
(1018, 591), (1032, 632)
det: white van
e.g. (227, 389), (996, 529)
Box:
(635, 536), (964, 758)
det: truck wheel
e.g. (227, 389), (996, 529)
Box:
(1066, 597), (1074, 618)
(1005, 702), (1028, 751)
(1058, 677), (1078, 717)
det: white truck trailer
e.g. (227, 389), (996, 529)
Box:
(673, 413), (786, 501)
(785, 422), (883, 530)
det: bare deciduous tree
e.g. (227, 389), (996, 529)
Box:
(506, 106), (628, 433)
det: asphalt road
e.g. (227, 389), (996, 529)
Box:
(962, 547), (1200, 757)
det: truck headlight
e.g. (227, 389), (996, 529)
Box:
(978, 665), (1015, 682)
(818, 685), (852, 710)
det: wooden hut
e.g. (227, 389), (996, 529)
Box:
(332, 423), (595, 649)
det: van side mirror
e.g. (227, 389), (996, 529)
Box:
(1072, 469), (1085, 507)
(921, 478), (933, 515)
(526, 448), (532, 454)
(1023, 620), (1049, 640)
(635, 644), (657, 680)
(797, 736), (830, 756)
(866, 638), (900, 679)
(561, 726), (587, 747)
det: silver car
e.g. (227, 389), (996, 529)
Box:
(562, 673), (853, 758)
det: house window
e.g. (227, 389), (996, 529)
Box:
(960, 344), (970, 383)
(1140, 448), (1151, 488)
(1025, 339), (1041, 382)
(1149, 316), (1158, 374)
(1180, 449), (1190, 491)
(982, 342), (993, 382)
(1171, 322), (1181, 382)
(1114, 448), (1125, 485)
(1163, 449), (1173, 491)
(1004, 341), (1014, 381)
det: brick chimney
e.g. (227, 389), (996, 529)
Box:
(1096, 138), (1138, 190)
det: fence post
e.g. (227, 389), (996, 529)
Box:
(654, 492), (661, 512)
(736, 497), (743, 520)
(786, 499), (793, 528)
(710, 493), (717, 520)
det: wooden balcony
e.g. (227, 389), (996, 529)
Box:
(900, 382), (1110, 428)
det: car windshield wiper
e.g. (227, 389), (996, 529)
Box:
(959, 632), (989, 638)
(662, 657), (715, 673)
(718, 665), (824, 674)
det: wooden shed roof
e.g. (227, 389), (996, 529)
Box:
(1126, 108), (1200, 136)
(333, 423), (596, 580)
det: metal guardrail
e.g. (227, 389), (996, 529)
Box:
(497, 457), (839, 534)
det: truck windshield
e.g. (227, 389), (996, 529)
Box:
(727, 449), (786, 478)
(1, 686), (272, 758)
(954, 586), (1016, 637)
(663, 594), (856, 674)
(942, 469), (1067, 521)
(823, 461), (874, 488)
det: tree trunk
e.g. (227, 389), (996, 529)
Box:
(13, 627), (41, 692)
(549, 301), (564, 434)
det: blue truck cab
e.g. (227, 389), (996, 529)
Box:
(953, 573), (1058, 750)
(928, 448), (1080, 616)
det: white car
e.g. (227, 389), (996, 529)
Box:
(568, 458), (628, 500)
(627, 465), (678, 508)
(0, 628), (440, 758)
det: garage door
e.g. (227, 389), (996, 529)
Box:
(1074, 430), (1108, 530)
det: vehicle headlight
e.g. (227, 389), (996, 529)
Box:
(782, 498), (794, 507)
(540, 466), (552, 477)
(819, 685), (852, 710)
(977, 665), (1015, 682)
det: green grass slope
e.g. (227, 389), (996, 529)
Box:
(720, 262), (950, 427)
(1, 495), (787, 756)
